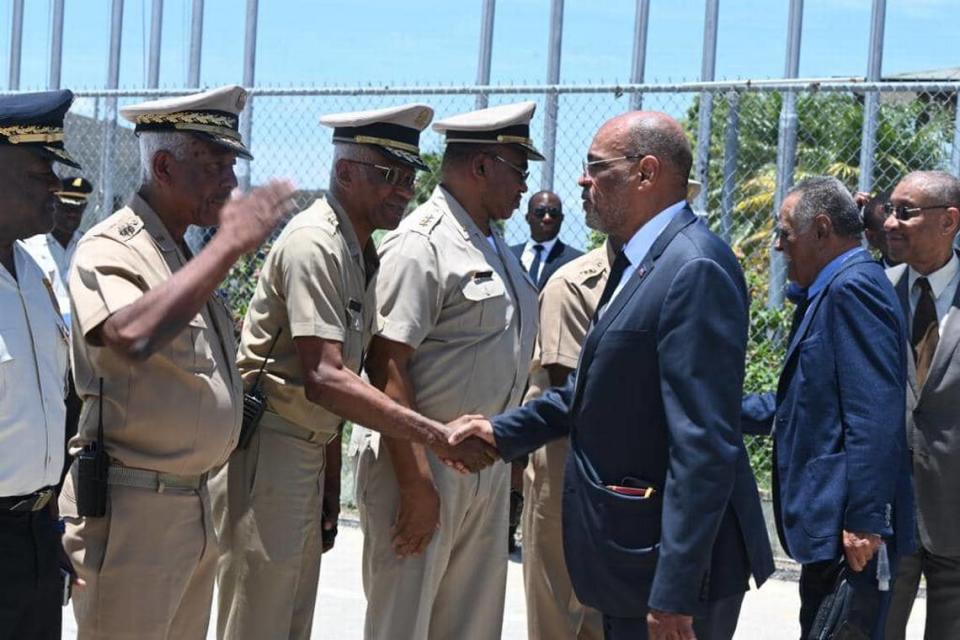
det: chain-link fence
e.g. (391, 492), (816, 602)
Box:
(59, 81), (960, 493)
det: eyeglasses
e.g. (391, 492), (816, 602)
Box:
(532, 206), (562, 219)
(491, 154), (529, 181)
(882, 202), (953, 221)
(581, 154), (643, 177)
(345, 160), (417, 190)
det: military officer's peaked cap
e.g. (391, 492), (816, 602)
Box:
(120, 85), (252, 160)
(0, 89), (80, 168)
(56, 176), (93, 206)
(320, 103), (434, 171)
(433, 101), (544, 161)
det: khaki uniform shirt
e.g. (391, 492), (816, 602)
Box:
(523, 242), (613, 403)
(369, 185), (538, 428)
(68, 194), (243, 475)
(236, 195), (379, 436)
(0, 244), (68, 495)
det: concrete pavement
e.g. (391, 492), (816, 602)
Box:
(63, 520), (927, 638)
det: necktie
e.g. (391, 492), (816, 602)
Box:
(594, 250), (630, 319)
(913, 277), (939, 387)
(528, 244), (544, 283)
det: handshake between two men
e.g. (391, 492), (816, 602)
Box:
(433, 415), (498, 473)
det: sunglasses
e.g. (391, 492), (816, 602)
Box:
(883, 202), (952, 221)
(532, 206), (563, 219)
(345, 159), (417, 190)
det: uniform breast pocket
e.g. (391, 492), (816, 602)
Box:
(459, 272), (509, 331)
(167, 314), (216, 374)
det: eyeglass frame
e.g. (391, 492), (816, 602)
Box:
(343, 159), (417, 190)
(531, 205), (563, 219)
(489, 153), (530, 182)
(883, 201), (955, 221)
(581, 154), (644, 177)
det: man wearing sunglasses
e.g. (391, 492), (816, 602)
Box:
(212, 104), (497, 640)
(352, 101), (541, 640)
(511, 191), (583, 290)
(882, 171), (960, 640)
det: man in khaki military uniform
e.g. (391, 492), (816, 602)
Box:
(59, 85), (295, 640)
(521, 241), (610, 640)
(212, 104), (494, 640)
(352, 101), (542, 640)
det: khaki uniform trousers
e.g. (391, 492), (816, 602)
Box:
(211, 421), (327, 640)
(523, 437), (604, 640)
(60, 470), (217, 640)
(355, 441), (509, 640)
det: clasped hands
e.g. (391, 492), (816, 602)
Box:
(429, 414), (499, 474)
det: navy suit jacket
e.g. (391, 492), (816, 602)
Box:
(494, 207), (774, 617)
(510, 239), (583, 289)
(742, 250), (915, 564)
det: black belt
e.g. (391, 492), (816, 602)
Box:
(0, 487), (55, 512)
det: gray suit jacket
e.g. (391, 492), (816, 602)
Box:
(889, 258), (960, 556)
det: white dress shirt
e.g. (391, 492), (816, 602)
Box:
(0, 242), (68, 496)
(21, 230), (80, 323)
(607, 200), (688, 307)
(908, 252), (960, 335)
(520, 236), (558, 282)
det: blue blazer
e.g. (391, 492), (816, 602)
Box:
(493, 207), (774, 617)
(510, 239), (583, 289)
(742, 251), (915, 564)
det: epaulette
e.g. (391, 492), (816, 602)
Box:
(407, 207), (443, 237)
(99, 210), (144, 243)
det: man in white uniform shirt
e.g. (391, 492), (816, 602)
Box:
(0, 89), (81, 640)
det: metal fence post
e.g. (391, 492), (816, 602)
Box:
(475, 0), (496, 110)
(629, 0), (650, 111)
(693, 0), (719, 214)
(858, 0), (886, 194)
(147, 0), (163, 89)
(49, 0), (65, 89)
(719, 91), (740, 242)
(188, 0), (204, 87)
(101, 0), (124, 224)
(239, 0), (259, 192)
(953, 90), (960, 176)
(8, 0), (24, 90)
(769, 0), (804, 309)
(540, 0), (564, 192)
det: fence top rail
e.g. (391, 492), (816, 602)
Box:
(2, 78), (959, 99)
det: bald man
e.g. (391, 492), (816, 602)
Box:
(448, 111), (774, 639)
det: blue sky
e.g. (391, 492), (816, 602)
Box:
(1, 0), (956, 248)
(2, 0), (956, 90)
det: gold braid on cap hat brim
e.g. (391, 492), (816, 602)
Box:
(0, 125), (65, 144)
(337, 135), (421, 154)
(135, 111), (237, 128)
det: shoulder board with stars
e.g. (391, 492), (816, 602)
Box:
(102, 214), (144, 243)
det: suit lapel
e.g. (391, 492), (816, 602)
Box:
(893, 269), (919, 400)
(572, 207), (697, 405)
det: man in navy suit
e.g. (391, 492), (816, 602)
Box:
(511, 191), (583, 289)
(742, 176), (914, 638)
(449, 111), (774, 639)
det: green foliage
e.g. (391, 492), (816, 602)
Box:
(414, 152), (443, 207)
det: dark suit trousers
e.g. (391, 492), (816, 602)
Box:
(601, 592), (744, 640)
(799, 555), (897, 640)
(0, 508), (62, 640)
(885, 547), (960, 640)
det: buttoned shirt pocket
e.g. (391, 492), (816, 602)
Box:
(166, 314), (216, 375)
(459, 271), (509, 331)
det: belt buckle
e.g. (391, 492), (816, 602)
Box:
(11, 488), (52, 512)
